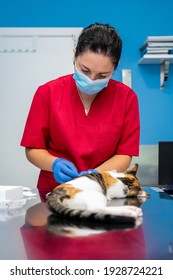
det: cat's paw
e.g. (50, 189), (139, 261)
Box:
(124, 205), (143, 217)
(135, 216), (143, 227)
(109, 205), (143, 218)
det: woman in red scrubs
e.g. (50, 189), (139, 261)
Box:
(20, 23), (140, 201)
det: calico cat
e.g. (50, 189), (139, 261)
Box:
(46, 164), (148, 226)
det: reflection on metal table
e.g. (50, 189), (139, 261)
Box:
(0, 187), (173, 260)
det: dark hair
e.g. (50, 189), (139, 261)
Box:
(75, 23), (122, 69)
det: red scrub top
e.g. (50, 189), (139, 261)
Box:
(20, 74), (140, 199)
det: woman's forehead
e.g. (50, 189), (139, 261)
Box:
(76, 50), (114, 73)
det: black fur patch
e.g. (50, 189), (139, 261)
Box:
(85, 173), (107, 195)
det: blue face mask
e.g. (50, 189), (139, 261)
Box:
(73, 68), (112, 95)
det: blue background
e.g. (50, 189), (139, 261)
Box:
(1, 0), (173, 145)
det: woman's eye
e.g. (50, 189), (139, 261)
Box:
(99, 76), (107, 79)
(81, 69), (89, 74)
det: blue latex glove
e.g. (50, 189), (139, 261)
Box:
(79, 169), (98, 176)
(52, 158), (79, 183)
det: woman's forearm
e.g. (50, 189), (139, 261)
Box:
(25, 148), (57, 172)
(25, 148), (132, 174)
(96, 155), (132, 173)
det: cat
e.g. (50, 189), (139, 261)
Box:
(46, 164), (149, 226)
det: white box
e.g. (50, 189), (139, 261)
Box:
(0, 186), (23, 201)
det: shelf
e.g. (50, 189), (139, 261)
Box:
(138, 54), (173, 89)
(138, 54), (173, 64)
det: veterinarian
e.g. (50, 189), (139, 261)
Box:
(21, 23), (140, 201)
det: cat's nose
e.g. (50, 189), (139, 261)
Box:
(137, 189), (150, 198)
(123, 185), (129, 196)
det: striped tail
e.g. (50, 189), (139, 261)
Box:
(46, 189), (135, 226)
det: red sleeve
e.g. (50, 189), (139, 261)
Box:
(116, 89), (140, 156)
(20, 85), (50, 149)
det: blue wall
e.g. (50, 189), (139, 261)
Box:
(1, 0), (173, 145)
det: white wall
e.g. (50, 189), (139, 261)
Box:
(0, 28), (82, 188)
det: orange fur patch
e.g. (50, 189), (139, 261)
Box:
(54, 184), (82, 199)
(101, 172), (118, 188)
(127, 174), (140, 186)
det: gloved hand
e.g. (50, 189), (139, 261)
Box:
(79, 169), (98, 176)
(52, 158), (79, 184)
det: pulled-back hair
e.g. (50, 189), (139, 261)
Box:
(75, 23), (122, 69)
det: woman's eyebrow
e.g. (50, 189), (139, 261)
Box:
(79, 63), (90, 70)
(80, 64), (111, 74)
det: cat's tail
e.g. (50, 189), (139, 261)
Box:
(46, 189), (137, 226)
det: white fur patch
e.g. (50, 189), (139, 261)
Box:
(65, 176), (103, 193)
(107, 181), (129, 198)
(64, 190), (107, 211)
(106, 170), (125, 178)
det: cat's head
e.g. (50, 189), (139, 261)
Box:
(105, 164), (149, 198)
(117, 164), (149, 198)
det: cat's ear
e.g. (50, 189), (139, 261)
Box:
(125, 164), (138, 176)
